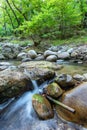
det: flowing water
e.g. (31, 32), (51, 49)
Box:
(1, 61), (87, 130)
(0, 80), (60, 130)
(0, 79), (87, 130)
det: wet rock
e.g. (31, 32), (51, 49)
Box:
(32, 94), (54, 120)
(2, 43), (21, 59)
(46, 55), (57, 62)
(45, 82), (63, 98)
(35, 55), (44, 61)
(0, 66), (8, 71)
(27, 50), (37, 59)
(17, 52), (27, 60)
(83, 73), (87, 81)
(44, 50), (57, 58)
(49, 46), (59, 52)
(73, 74), (84, 81)
(0, 62), (12, 66)
(22, 58), (32, 62)
(55, 74), (75, 90)
(0, 69), (31, 103)
(56, 82), (87, 128)
(19, 61), (63, 80)
(58, 52), (70, 59)
(67, 48), (74, 54)
(71, 51), (78, 58)
(0, 54), (5, 60)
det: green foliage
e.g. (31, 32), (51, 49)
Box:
(0, 0), (87, 44)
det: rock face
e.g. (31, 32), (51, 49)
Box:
(56, 82), (87, 128)
(0, 69), (31, 103)
(45, 82), (63, 98)
(19, 61), (63, 80)
(32, 94), (54, 120)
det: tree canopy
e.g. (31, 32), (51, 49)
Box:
(0, 0), (87, 44)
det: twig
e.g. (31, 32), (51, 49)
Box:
(47, 95), (75, 113)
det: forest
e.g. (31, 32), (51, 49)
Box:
(0, 0), (87, 46)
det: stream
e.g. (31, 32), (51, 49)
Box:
(0, 61), (87, 130)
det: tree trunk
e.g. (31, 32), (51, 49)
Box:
(5, 0), (20, 27)
(11, 0), (28, 21)
(5, 6), (15, 29)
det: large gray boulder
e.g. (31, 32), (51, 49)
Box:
(0, 69), (31, 103)
(19, 61), (63, 80)
(44, 50), (57, 58)
(27, 50), (37, 59)
(17, 52), (27, 60)
(2, 43), (21, 59)
(55, 74), (75, 90)
(46, 55), (57, 62)
(57, 52), (70, 59)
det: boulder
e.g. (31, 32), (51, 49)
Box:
(73, 74), (84, 81)
(35, 55), (44, 61)
(57, 52), (70, 59)
(27, 50), (37, 59)
(55, 74), (75, 90)
(19, 61), (63, 80)
(56, 82), (87, 128)
(0, 54), (5, 60)
(44, 50), (57, 58)
(2, 43), (21, 59)
(46, 55), (57, 62)
(32, 94), (54, 120)
(45, 82), (63, 98)
(22, 58), (32, 62)
(0, 69), (32, 103)
(83, 73), (87, 81)
(17, 52), (27, 60)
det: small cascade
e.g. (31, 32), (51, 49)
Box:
(0, 79), (58, 130)
(0, 77), (87, 130)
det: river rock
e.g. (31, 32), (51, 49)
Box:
(27, 50), (37, 59)
(73, 74), (84, 81)
(45, 82), (63, 98)
(56, 82), (87, 128)
(57, 52), (70, 59)
(19, 61), (63, 80)
(32, 94), (54, 120)
(0, 69), (31, 103)
(55, 74), (75, 90)
(83, 73), (87, 81)
(44, 50), (57, 58)
(35, 55), (44, 61)
(70, 51), (78, 58)
(46, 55), (57, 62)
(0, 54), (5, 60)
(2, 43), (21, 59)
(22, 57), (32, 62)
(17, 52), (27, 60)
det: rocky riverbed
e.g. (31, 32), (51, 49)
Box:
(0, 42), (87, 130)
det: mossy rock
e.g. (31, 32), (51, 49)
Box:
(45, 82), (63, 98)
(32, 94), (54, 120)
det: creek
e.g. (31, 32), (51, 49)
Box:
(0, 61), (87, 130)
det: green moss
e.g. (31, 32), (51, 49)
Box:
(33, 94), (44, 103)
